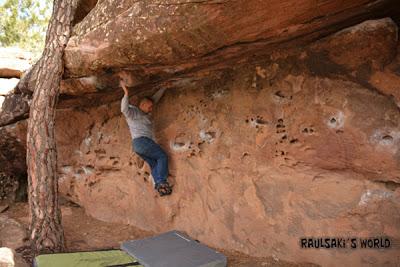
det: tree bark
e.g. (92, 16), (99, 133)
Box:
(26, 0), (77, 254)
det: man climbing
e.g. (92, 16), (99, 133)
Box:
(119, 72), (172, 197)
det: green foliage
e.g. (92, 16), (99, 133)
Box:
(0, 0), (52, 56)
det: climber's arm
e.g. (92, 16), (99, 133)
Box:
(120, 81), (138, 118)
(151, 87), (167, 104)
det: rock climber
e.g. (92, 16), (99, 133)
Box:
(119, 72), (172, 197)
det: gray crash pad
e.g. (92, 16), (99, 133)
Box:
(121, 230), (227, 267)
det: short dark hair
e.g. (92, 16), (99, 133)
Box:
(139, 96), (153, 105)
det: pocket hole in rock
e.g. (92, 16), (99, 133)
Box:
(382, 135), (393, 141)
(275, 91), (285, 98)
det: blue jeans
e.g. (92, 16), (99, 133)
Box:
(132, 136), (168, 186)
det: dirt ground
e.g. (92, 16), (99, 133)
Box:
(2, 200), (318, 267)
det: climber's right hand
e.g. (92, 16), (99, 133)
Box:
(119, 78), (129, 95)
(118, 71), (130, 95)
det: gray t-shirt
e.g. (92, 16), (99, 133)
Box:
(121, 88), (166, 140)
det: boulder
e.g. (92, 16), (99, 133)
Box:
(308, 18), (398, 74)
(0, 94), (30, 127)
(0, 48), (32, 79)
(55, 19), (400, 266)
(0, 121), (27, 202)
(0, 121), (27, 177)
(0, 247), (28, 267)
(0, 79), (20, 109)
(62, 0), (397, 96)
(0, 215), (27, 249)
(369, 43), (400, 106)
(1, 2), (400, 266)
(0, 248), (14, 267)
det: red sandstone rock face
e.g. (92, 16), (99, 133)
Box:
(54, 19), (400, 266)
(62, 0), (397, 95)
(370, 43), (400, 106)
(1, 0), (400, 264)
(0, 121), (27, 201)
(73, 0), (98, 25)
(310, 18), (398, 70)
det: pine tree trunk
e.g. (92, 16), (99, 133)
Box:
(26, 0), (77, 254)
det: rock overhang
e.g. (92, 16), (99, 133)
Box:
(59, 0), (400, 100)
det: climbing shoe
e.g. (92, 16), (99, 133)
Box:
(155, 182), (173, 197)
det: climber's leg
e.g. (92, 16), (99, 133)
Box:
(132, 136), (169, 185)
(152, 148), (169, 185)
(140, 154), (156, 169)
(132, 138), (157, 181)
